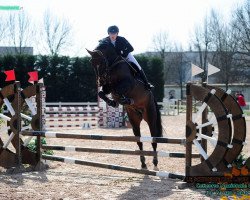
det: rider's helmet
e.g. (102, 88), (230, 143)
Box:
(107, 25), (119, 34)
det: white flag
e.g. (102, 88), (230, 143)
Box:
(191, 63), (204, 77)
(29, 78), (44, 85)
(207, 63), (220, 76)
(38, 78), (44, 83)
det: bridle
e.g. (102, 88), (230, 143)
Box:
(89, 50), (109, 68)
(89, 50), (109, 86)
(90, 50), (126, 86)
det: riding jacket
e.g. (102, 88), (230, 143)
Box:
(100, 36), (134, 58)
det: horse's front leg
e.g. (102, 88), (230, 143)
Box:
(152, 143), (159, 171)
(98, 91), (118, 107)
(126, 108), (146, 169)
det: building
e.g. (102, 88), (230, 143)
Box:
(0, 46), (33, 55)
(145, 51), (250, 85)
(164, 83), (250, 106)
(144, 51), (250, 103)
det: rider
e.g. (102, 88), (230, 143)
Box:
(99, 25), (153, 90)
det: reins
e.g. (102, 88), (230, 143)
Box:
(91, 51), (128, 86)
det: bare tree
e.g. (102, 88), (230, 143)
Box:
(191, 16), (213, 82)
(41, 10), (72, 56)
(0, 15), (7, 44)
(231, 0), (250, 66)
(209, 10), (240, 89)
(152, 31), (172, 82)
(165, 44), (189, 99)
(6, 11), (34, 54)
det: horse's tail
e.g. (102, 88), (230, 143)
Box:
(154, 97), (163, 137)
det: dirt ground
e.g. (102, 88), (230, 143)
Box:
(0, 114), (249, 200)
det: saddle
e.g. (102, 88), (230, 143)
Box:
(117, 57), (152, 89)
(119, 57), (138, 74)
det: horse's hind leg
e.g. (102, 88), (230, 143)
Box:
(126, 109), (146, 169)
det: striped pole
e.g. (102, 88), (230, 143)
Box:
(45, 107), (99, 112)
(42, 154), (185, 180)
(21, 131), (186, 144)
(42, 145), (200, 158)
(46, 118), (98, 122)
(46, 114), (99, 118)
(45, 124), (97, 128)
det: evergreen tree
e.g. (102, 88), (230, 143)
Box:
(135, 55), (164, 102)
(0, 54), (164, 102)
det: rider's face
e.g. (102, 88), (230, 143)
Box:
(109, 33), (118, 42)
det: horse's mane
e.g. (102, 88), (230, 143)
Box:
(95, 39), (117, 61)
(96, 39), (110, 51)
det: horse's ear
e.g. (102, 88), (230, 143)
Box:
(86, 49), (94, 56)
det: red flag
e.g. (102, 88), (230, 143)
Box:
(28, 71), (38, 82)
(4, 69), (16, 81)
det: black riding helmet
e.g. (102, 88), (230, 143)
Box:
(107, 25), (119, 34)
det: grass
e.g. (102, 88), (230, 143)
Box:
(243, 110), (250, 116)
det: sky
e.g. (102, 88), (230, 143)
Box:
(0, 0), (246, 56)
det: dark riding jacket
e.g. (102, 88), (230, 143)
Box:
(100, 36), (134, 58)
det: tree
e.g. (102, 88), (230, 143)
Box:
(0, 15), (7, 44)
(6, 11), (34, 54)
(191, 16), (213, 82)
(164, 44), (189, 99)
(231, 0), (250, 67)
(152, 31), (171, 83)
(174, 45), (189, 99)
(41, 10), (73, 56)
(35, 55), (97, 102)
(149, 57), (164, 101)
(136, 55), (164, 101)
(209, 10), (240, 89)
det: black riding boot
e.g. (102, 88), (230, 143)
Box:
(139, 69), (154, 90)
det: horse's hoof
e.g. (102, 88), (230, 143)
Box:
(153, 166), (159, 171)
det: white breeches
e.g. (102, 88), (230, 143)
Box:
(126, 53), (142, 70)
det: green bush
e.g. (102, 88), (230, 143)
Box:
(27, 138), (53, 155)
(0, 54), (164, 102)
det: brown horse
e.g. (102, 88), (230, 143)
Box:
(87, 42), (162, 169)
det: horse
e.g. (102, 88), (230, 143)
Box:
(87, 42), (162, 170)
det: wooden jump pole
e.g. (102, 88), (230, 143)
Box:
(185, 83), (193, 177)
(15, 81), (22, 167)
(28, 82), (46, 167)
(27, 82), (198, 180)
(42, 154), (185, 180)
(22, 131), (186, 144)
(42, 145), (200, 158)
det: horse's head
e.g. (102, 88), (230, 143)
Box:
(87, 49), (108, 86)
(87, 41), (118, 86)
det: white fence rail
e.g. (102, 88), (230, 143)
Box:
(44, 100), (249, 117)
(46, 102), (98, 107)
(45, 101), (184, 116)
